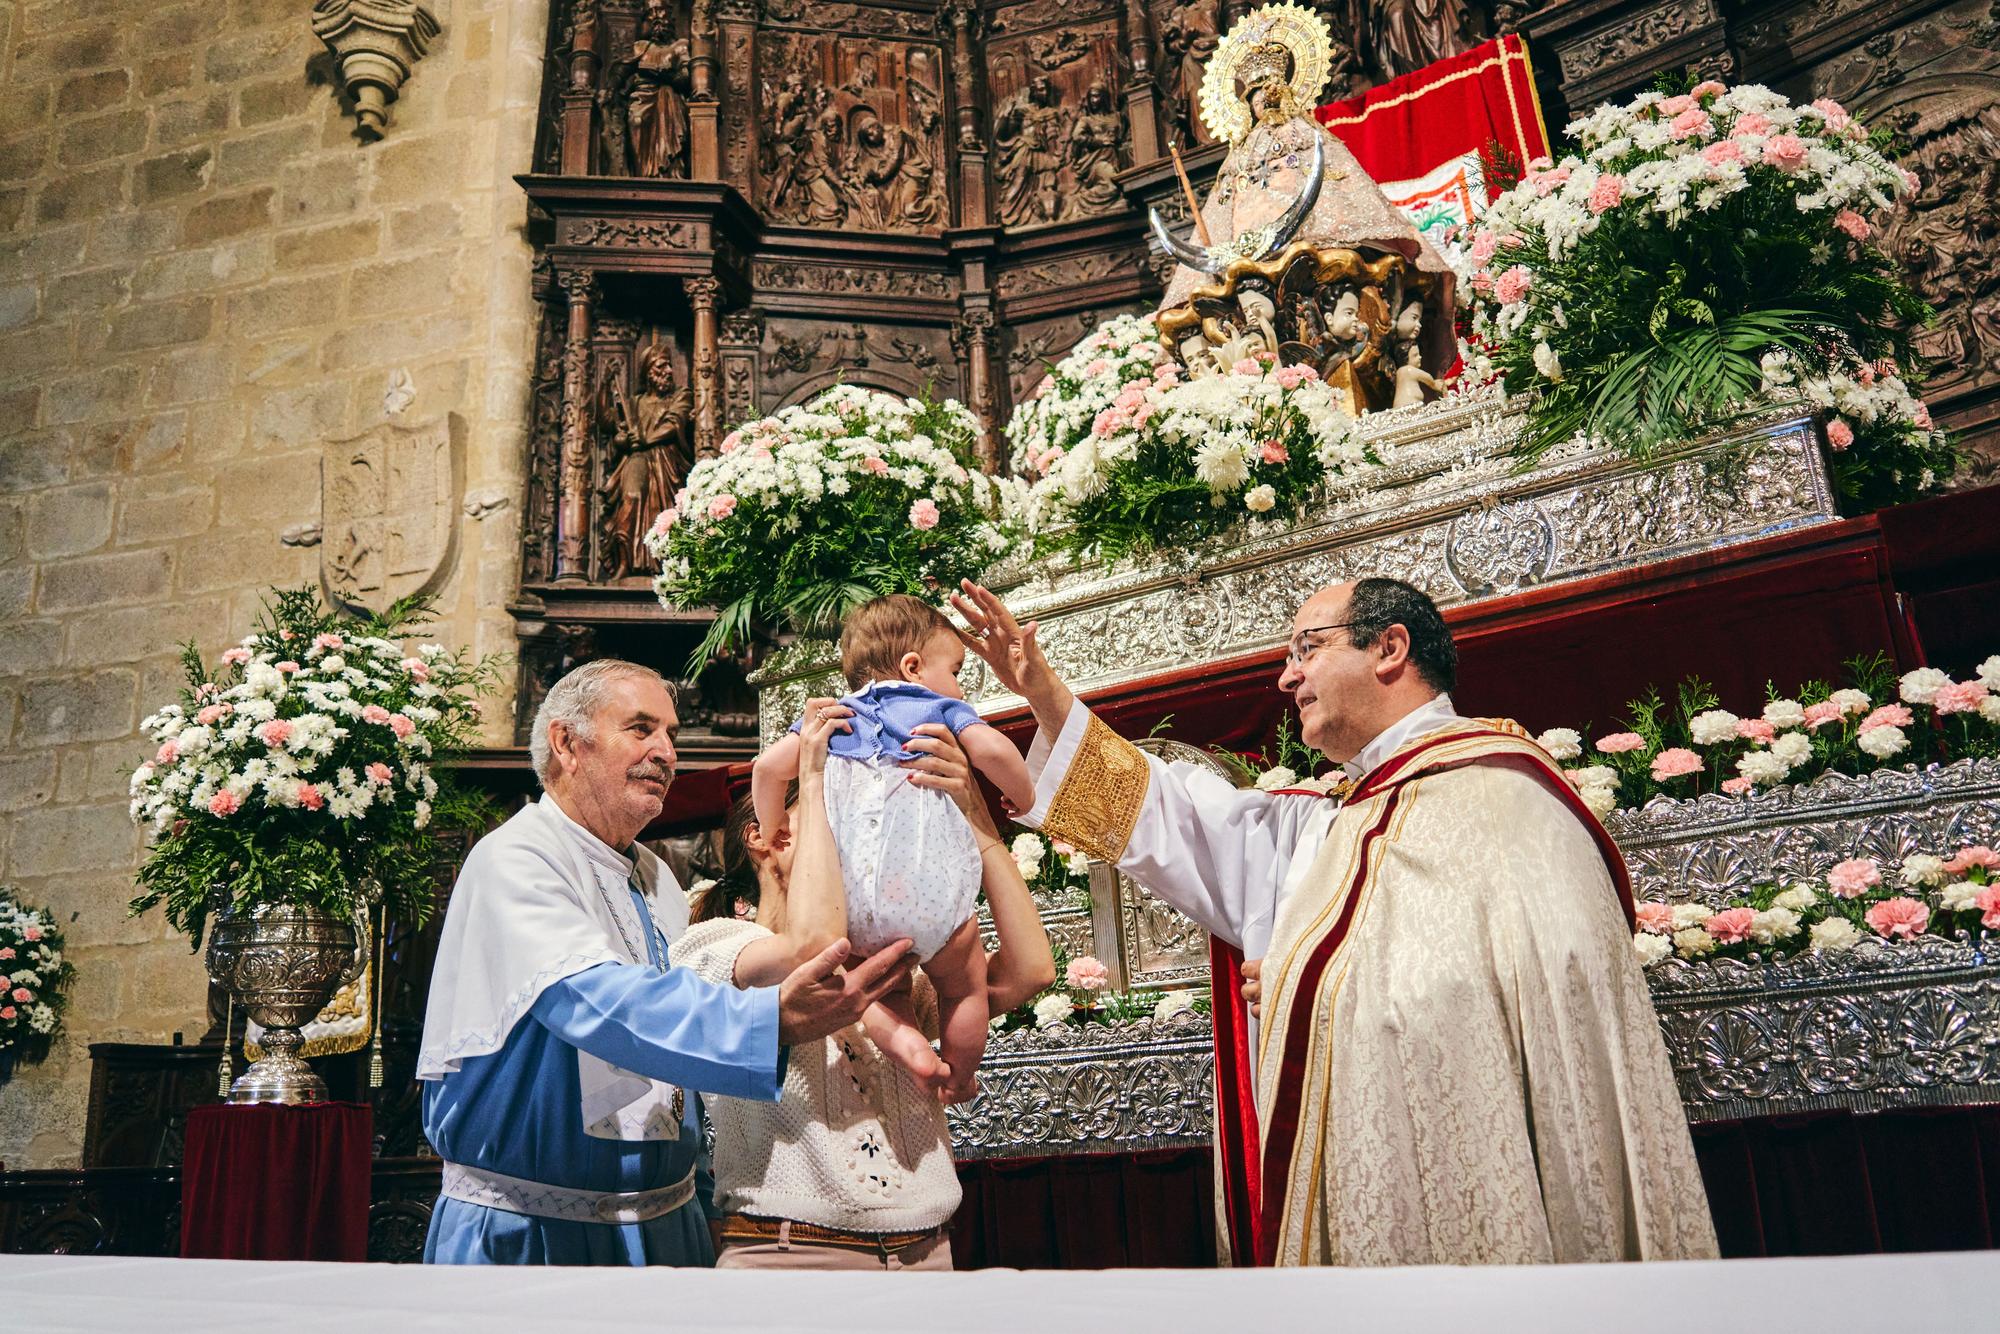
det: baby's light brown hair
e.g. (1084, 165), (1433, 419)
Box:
(840, 594), (954, 689)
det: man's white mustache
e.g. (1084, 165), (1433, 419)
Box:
(628, 764), (675, 784)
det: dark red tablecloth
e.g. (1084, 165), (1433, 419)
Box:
(180, 1101), (372, 1262)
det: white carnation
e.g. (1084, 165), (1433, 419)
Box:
(1673, 927), (1717, 959)
(1153, 989), (1198, 1020)
(1772, 885), (1819, 912)
(1255, 766), (1299, 792)
(1689, 710), (1740, 746)
(1978, 655), (2000, 692)
(1898, 667), (1950, 706)
(1762, 699), (1806, 728)
(1749, 907), (1802, 944)
(1032, 992), (1072, 1028)
(1536, 728), (1582, 761)
(1981, 696), (2000, 725)
(1828, 688), (1872, 715)
(1011, 832), (1046, 879)
(1858, 724), (1908, 758)
(1737, 749), (1791, 786)
(1900, 854), (1948, 889)
(1770, 732), (1813, 767)
(1532, 341), (1564, 381)
(1809, 917), (1863, 952)
(1940, 880), (1982, 913)
(1243, 484), (1277, 513)
(1578, 785), (1616, 817)
(1634, 932), (1672, 966)
(1671, 903), (1714, 929)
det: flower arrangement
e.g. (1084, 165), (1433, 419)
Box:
(990, 934), (1210, 1033)
(128, 590), (496, 948)
(1457, 78), (1956, 508)
(648, 386), (1010, 666)
(0, 892), (72, 1078)
(1538, 653), (2000, 815)
(1004, 312), (1379, 562)
(1214, 713), (1341, 794)
(1633, 846), (1999, 968)
(1007, 830), (1092, 909)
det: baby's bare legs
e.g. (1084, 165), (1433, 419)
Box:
(861, 979), (945, 1089)
(923, 916), (989, 1102)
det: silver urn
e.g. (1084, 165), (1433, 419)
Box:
(205, 902), (361, 1105)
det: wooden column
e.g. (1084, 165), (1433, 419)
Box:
(941, 0), (990, 227)
(685, 276), (722, 456)
(1122, 0), (1164, 166)
(688, 0), (721, 179)
(560, 0), (602, 175)
(554, 268), (596, 581)
(956, 306), (1000, 470)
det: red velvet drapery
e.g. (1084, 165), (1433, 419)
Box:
(180, 1102), (372, 1262)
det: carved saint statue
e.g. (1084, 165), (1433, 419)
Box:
(994, 75), (1071, 227)
(848, 108), (944, 230)
(1159, 0), (1223, 147)
(600, 345), (693, 579)
(1367, 0), (1471, 81)
(625, 0), (691, 179)
(1068, 81), (1127, 212)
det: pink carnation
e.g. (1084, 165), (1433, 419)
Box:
(221, 647), (252, 667)
(295, 782), (324, 811)
(863, 456), (889, 476)
(257, 719), (293, 748)
(1762, 134), (1809, 172)
(908, 498), (941, 531)
(1864, 896), (1930, 939)
(1657, 94), (1695, 117)
(651, 509), (676, 537)
(1734, 112), (1774, 137)
(1701, 139), (1744, 167)
(388, 713), (415, 739)
(1827, 857), (1883, 899)
(1468, 229), (1498, 264)
(1899, 167), (1921, 194)
(1944, 846), (2000, 876)
(1914, 404), (1933, 430)
(1082, 358), (1110, 378)
(707, 494), (738, 521)
(0, 1007), (13, 1021)
(1860, 704), (1912, 732)
(1826, 418), (1854, 451)
(1530, 165), (1571, 196)
(196, 704), (230, 725)
(1691, 80), (1728, 100)
(1260, 439), (1289, 464)
(155, 740), (180, 765)
(0, 947), (13, 959)
(1707, 907), (1757, 944)
(720, 429), (742, 454)
(1811, 97), (1852, 131)
(1092, 407), (1128, 437)
(361, 704), (392, 725)
(1586, 174), (1625, 214)
(314, 633), (344, 651)
(1494, 265), (1534, 306)
(0, 974), (7, 988)
(1722, 776), (1754, 795)
(208, 789), (242, 816)
(1670, 108), (1713, 140)
(12, 986), (33, 1003)
(1803, 701), (1843, 729)
(1634, 902), (1675, 934)
(365, 762), (395, 785)
(1934, 681), (1990, 715)
(1650, 747), (1703, 781)
(1736, 719), (1777, 744)
(275, 661), (300, 674)
(1974, 884), (2000, 930)
(1230, 357), (1262, 376)
(1833, 209), (1871, 242)
(1596, 731), (1646, 754)
(1273, 365), (1308, 391)
(1066, 955), (1109, 993)
(402, 657), (431, 683)
(17, 928), (33, 942)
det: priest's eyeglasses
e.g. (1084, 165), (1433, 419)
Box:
(1284, 622), (1356, 668)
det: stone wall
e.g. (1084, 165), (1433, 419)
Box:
(0, 0), (545, 1168)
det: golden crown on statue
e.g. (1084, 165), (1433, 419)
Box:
(1197, 2), (1335, 145)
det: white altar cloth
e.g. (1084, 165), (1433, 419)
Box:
(7, 1251), (1996, 1333)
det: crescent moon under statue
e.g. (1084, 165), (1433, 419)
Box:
(1147, 134), (1326, 274)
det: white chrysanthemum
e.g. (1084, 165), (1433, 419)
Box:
(1809, 917), (1863, 952)
(1858, 724), (1908, 759)
(1536, 728), (1582, 761)
(1689, 710), (1740, 746)
(1634, 932), (1672, 966)
(1762, 699), (1806, 728)
(1898, 667), (1951, 706)
(1750, 906), (1802, 944)
(1900, 854), (1948, 889)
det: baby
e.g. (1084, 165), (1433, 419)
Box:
(752, 594), (1034, 1098)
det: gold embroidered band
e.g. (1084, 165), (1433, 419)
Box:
(1042, 712), (1150, 863)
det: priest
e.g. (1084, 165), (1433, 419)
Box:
(417, 659), (914, 1265)
(953, 578), (1718, 1268)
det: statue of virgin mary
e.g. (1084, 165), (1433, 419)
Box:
(1152, 4), (1457, 408)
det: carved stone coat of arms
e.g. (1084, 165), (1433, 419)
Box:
(321, 416), (463, 614)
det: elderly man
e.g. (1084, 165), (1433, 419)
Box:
(418, 659), (912, 1265)
(954, 578), (1717, 1268)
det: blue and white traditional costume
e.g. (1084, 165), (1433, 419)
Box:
(417, 794), (786, 1265)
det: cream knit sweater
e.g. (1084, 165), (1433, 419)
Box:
(671, 918), (964, 1232)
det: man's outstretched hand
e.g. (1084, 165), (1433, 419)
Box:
(1241, 957), (1262, 1020)
(776, 938), (916, 1046)
(950, 580), (1073, 735)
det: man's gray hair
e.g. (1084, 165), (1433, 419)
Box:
(528, 659), (672, 785)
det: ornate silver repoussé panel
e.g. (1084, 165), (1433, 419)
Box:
(1610, 758), (2000, 1122)
(754, 394), (1838, 743)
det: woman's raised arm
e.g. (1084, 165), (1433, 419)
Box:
(731, 699), (851, 987)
